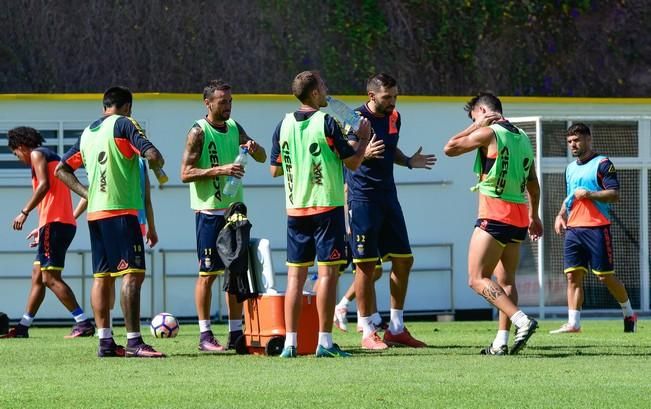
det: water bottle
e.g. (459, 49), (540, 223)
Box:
(304, 271), (318, 294)
(151, 167), (169, 185)
(223, 147), (248, 197)
(324, 95), (361, 133)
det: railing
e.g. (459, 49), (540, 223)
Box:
(410, 243), (455, 314)
(159, 248), (225, 319)
(0, 249), (155, 319)
(158, 242), (454, 318)
(0, 243), (453, 320)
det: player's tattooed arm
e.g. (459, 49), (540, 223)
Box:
(55, 162), (88, 199)
(180, 126), (242, 182)
(180, 126), (207, 183)
(143, 146), (165, 170)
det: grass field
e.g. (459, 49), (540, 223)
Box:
(1, 320), (650, 409)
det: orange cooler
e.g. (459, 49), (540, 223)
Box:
(241, 293), (318, 356)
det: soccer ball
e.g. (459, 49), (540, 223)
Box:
(150, 312), (179, 338)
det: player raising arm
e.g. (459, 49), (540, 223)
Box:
(444, 92), (542, 355)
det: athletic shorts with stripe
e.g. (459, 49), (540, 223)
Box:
(339, 238), (382, 273)
(475, 219), (528, 246)
(564, 226), (615, 275)
(287, 207), (347, 267)
(89, 215), (145, 278)
(35, 222), (76, 271)
(338, 240), (353, 273)
(348, 197), (412, 263)
(195, 213), (226, 276)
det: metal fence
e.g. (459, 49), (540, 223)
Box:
(0, 242), (454, 322)
(0, 249), (155, 320)
(158, 242), (454, 319)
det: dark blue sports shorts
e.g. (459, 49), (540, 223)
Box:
(287, 207), (347, 267)
(475, 219), (528, 247)
(195, 212), (227, 276)
(564, 225), (615, 275)
(35, 222), (76, 271)
(89, 215), (145, 278)
(348, 197), (412, 263)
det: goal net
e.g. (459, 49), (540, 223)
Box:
(510, 117), (647, 314)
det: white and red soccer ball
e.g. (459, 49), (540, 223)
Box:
(150, 312), (179, 338)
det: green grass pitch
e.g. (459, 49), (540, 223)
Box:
(1, 320), (650, 409)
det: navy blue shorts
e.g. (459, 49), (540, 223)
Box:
(35, 222), (76, 271)
(287, 207), (347, 267)
(564, 226), (614, 275)
(195, 213), (226, 275)
(88, 215), (145, 278)
(348, 198), (411, 263)
(475, 219), (528, 246)
(351, 259), (383, 274)
(336, 240), (383, 274)
(338, 240), (353, 273)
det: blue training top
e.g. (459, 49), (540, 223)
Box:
(345, 104), (401, 202)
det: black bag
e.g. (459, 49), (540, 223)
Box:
(0, 312), (9, 335)
(217, 202), (257, 302)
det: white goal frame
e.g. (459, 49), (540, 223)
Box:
(511, 116), (651, 318)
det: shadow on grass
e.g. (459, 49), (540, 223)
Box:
(344, 343), (651, 358)
(522, 345), (651, 358)
(170, 352), (239, 358)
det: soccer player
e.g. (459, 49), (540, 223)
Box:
(85, 158), (158, 332)
(444, 92), (542, 355)
(56, 86), (166, 358)
(346, 73), (436, 350)
(2, 127), (94, 339)
(180, 79), (266, 352)
(551, 123), (636, 334)
(270, 70), (382, 357)
(331, 184), (384, 333)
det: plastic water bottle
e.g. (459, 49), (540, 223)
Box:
(223, 147), (248, 197)
(324, 95), (361, 133)
(304, 271), (318, 294)
(151, 167), (169, 185)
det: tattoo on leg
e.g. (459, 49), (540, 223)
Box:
(481, 281), (505, 303)
(121, 279), (141, 333)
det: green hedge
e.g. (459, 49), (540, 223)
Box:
(0, 0), (648, 96)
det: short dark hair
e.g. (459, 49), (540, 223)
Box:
(103, 86), (133, 110)
(367, 73), (397, 92)
(203, 79), (231, 100)
(7, 126), (45, 150)
(464, 92), (503, 118)
(567, 123), (591, 138)
(292, 71), (321, 102)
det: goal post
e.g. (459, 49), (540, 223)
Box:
(509, 116), (651, 317)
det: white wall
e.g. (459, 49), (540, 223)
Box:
(1, 94), (650, 320)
